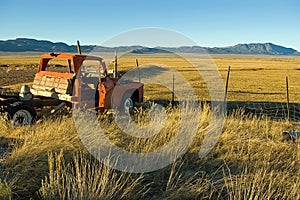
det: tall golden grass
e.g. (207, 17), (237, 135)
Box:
(0, 54), (300, 199)
(0, 104), (299, 199)
(1, 54), (300, 102)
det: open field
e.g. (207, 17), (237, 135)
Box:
(1, 53), (300, 102)
(0, 53), (300, 199)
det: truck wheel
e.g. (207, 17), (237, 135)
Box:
(5, 102), (37, 126)
(122, 93), (135, 114)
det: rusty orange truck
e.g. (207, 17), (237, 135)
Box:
(0, 50), (144, 126)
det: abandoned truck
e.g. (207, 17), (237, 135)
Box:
(0, 52), (144, 126)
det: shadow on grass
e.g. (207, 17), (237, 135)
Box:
(145, 98), (300, 122)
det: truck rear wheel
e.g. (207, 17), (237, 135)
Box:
(6, 102), (37, 126)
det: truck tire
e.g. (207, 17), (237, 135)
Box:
(121, 92), (135, 114)
(5, 102), (37, 126)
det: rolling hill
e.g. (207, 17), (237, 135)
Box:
(0, 38), (299, 55)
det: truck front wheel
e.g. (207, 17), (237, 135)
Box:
(122, 92), (135, 114)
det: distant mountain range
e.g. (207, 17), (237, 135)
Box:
(0, 38), (299, 55)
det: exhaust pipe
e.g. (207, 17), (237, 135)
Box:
(77, 40), (82, 55)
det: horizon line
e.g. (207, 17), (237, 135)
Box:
(0, 37), (299, 52)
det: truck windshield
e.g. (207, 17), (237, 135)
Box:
(81, 60), (103, 78)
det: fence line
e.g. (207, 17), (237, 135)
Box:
(223, 73), (300, 121)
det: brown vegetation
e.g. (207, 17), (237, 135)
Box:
(0, 54), (299, 199)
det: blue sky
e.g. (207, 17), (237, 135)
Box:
(1, 0), (299, 50)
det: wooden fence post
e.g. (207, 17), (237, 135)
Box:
(136, 58), (141, 83)
(224, 66), (231, 104)
(114, 49), (118, 78)
(171, 72), (175, 108)
(286, 76), (290, 121)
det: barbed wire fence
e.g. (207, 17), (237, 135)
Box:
(224, 67), (300, 122)
(237, 101), (300, 121)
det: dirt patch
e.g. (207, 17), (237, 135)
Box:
(0, 64), (37, 86)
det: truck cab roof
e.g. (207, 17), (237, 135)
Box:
(38, 53), (104, 73)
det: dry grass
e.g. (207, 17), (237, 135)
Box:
(0, 54), (300, 199)
(1, 54), (300, 102)
(39, 150), (146, 200)
(115, 54), (300, 102)
(0, 105), (299, 199)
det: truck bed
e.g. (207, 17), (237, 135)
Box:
(0, 88), (19, 98)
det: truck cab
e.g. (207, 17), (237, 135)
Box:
(31, 53), (144, 111)
(0, 52), (144, 126)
